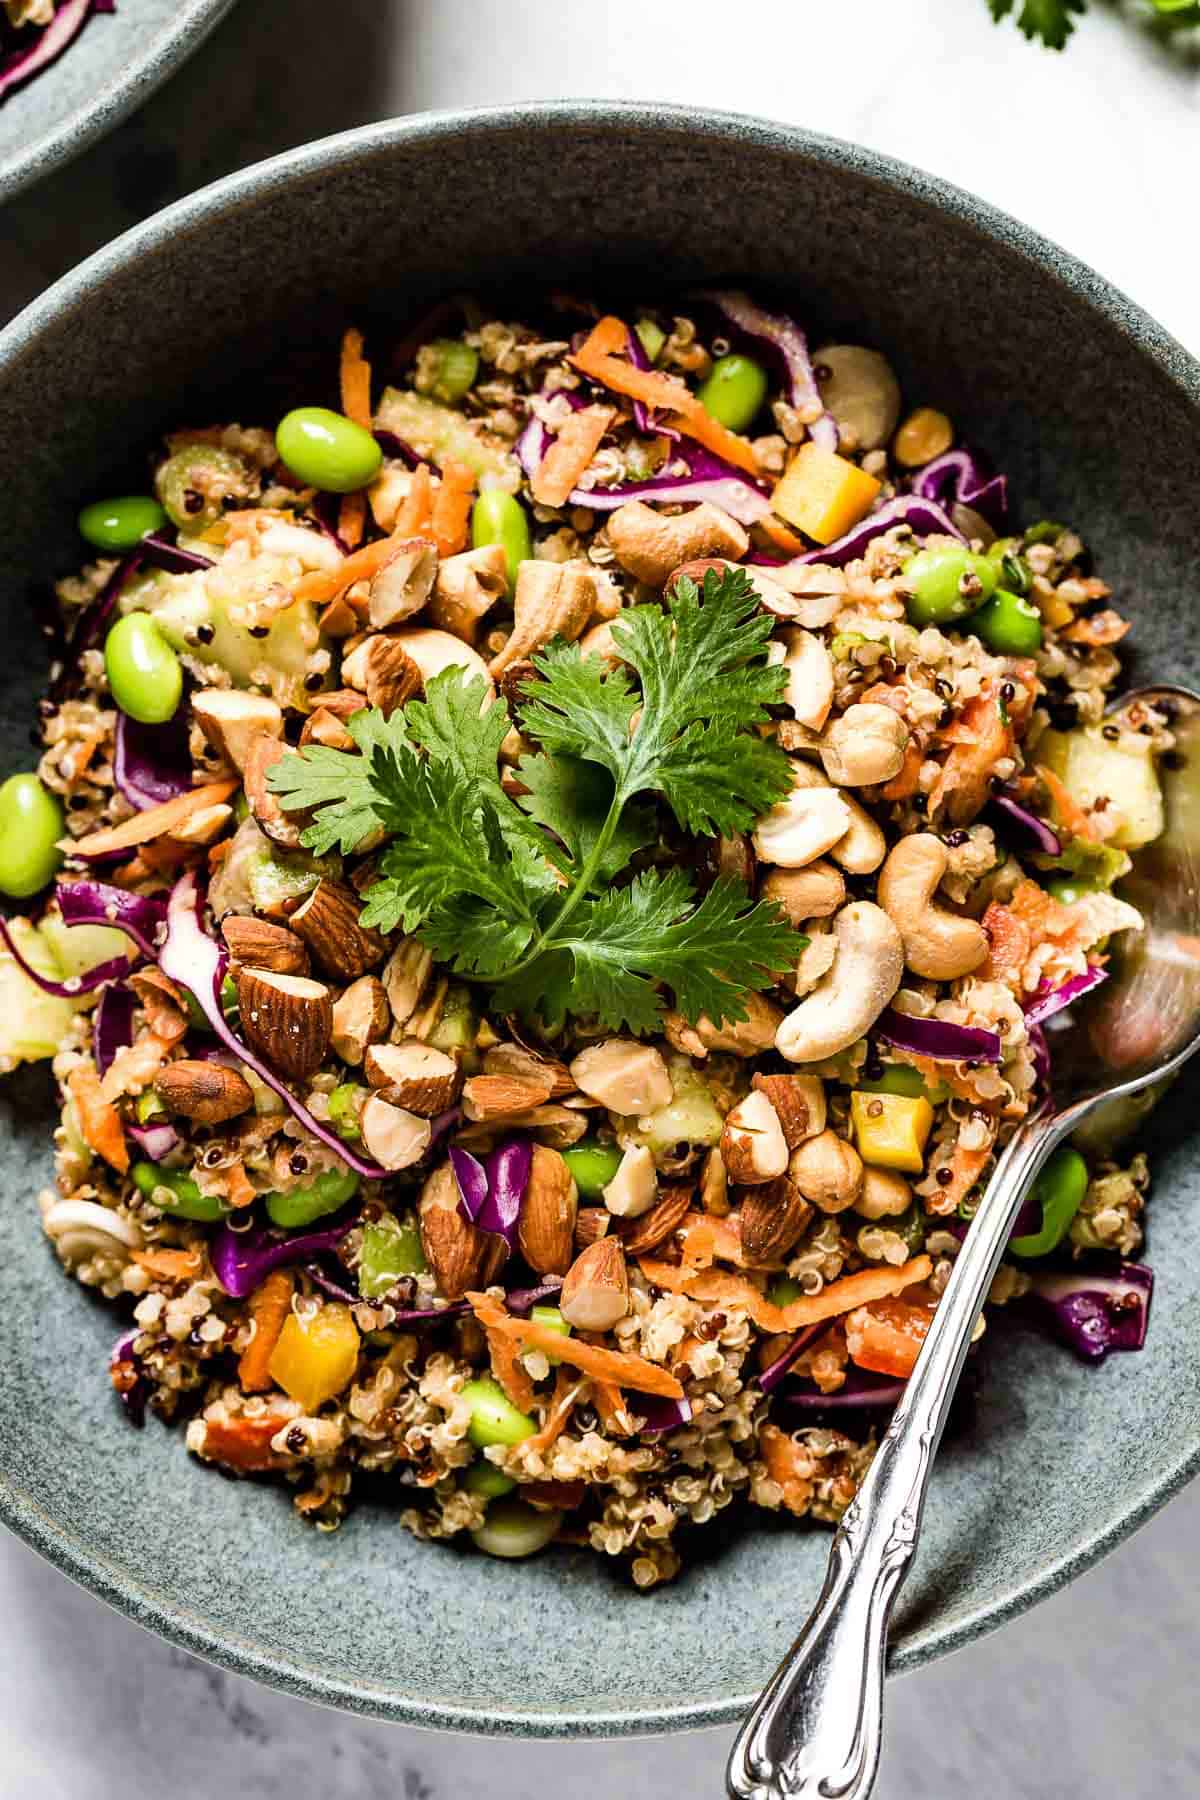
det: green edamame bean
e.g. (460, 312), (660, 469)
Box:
(560, 1140), (623, 1199)
(104, 612), (183, 725)
(265, 1167), (360, 1229)
(766, 1275), (803, 1309)
(327, 1082), (365, 1141)
(1010, 1147), (1089, 1258)
(471, 490), (532, 591)
(0, 774), (64, 899)
(131, 1160), (225, 1222)
(156, 443), (251, 532)
(464, 1460), (517, 1499)
(275, 407), (383, 494)
(634, 318), (666, 364)
(858, 1065), (927, 1100)
(78, 495), (168, 553)
(426, 339), (479, 406)
(471, 1497), (562, 1559)
(357, 1217), (427, 1299)
(1023, 519), (1067, 547)
(985, 537), (1033, 598)
(901, 546), (997, 628)
(1044, 873), (1097, 906)
(462, 1376), (536, 1449)
(695, 353), (769, 433)
(971, 589), (1043, 656)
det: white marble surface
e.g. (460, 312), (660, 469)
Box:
(2, 2), (1199, 1795)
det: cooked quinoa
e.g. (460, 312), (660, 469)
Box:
(0, 292), (1165, 1585)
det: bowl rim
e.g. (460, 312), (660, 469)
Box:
(2, 98), (1199, 1737)
(0, 0), (239, 205)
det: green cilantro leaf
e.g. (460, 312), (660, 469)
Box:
(988, 0), (1084, 46)
(268, 706), (417, 856)
(516, 753), (655, 885)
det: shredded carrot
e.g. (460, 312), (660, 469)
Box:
(100, 1031), (173, 1103)
(525, 1368), (579, 1454)
(927, 1137), (994, 1217)
(530, 405), (615, 508)
(293, 516), (432, 607)
(880, 738), (923, 801)
(759, 1422), (816, 1516)
(200, 1413), (290, 1472)
(132, 1247), (203, 1281)
(930, 687), (1012, 825)
(1061, 609), (1131, 647)
(67, 1064), (128, 1174)
(338, 491), (367, 550)
(224, 1162), (256, 1210)
(679, 1214), (746, 1269)
(395, 461), (434, 539)
(485, 1323), (536, 1413)
(336, 329), (374, 549)
(430, 458), (476, 556)
(980, 900), (1034, 979)
(591, 1379), (631, 1435)
(844, 1294), (936, 1378)
(572, 316), (760, 476)
(634, 1256), (932, 1336)
(1037, 763), (1098, 843)
(238, 1269), (295, 1394)
(72, 779), (238, 860)
(466, 1293), (684, 1399)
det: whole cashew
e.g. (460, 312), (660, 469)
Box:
(828, 791), (887, 874)
(877, 833), (989, 981)
(753, 762), (852, 868)
(606, 500), (748, 586)
(775, 901), (904, 1063)
(489, 560), (596, 676)
(819, 702), (909, 787)
(780, 629), (834, 731)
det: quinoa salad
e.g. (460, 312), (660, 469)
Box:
(0, 0), (114, 103)
(0, 291), (1167, 1587)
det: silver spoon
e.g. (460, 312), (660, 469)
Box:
(727, 684), (1200, 1800)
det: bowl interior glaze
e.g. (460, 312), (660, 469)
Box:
(1, 105), (1198, 1736)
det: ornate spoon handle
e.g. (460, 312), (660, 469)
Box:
(726, 1111), (1064, 1800)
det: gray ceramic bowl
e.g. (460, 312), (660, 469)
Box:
(0, 0), (237, 203)
(1, 103), (1199, 1737)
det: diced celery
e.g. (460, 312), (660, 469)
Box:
(376, 388), (519, 487)
(0, 920), (80, 1067)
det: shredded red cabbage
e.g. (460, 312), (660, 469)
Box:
(775, 1369), (907, 1412)
(635, 1394), (694, 1437)
(0, 915), (132, 998)
(1027, 1261), (1153, 1362)
(56, 879), (166, 961)
(695, 290), (837, 451)
(753, 494), (965, 573)
(911, 448), (1008, 528)
(1027, 1020), (1052, 1091)
(1024, 966), (1108, 1027)
(92, 980), (135, 1076)
(110, 1325), (147, 1429)
(211, 1207), (360, 1299)
(990, 792), (1062, 857)
(127, 1119), (181, 1162)
(49, 551), (141, 703)
(0, 0), (115, 105)
(450, 1139), (532, 1256)
(755, 1322), (824, 1394)
(137, 531), (214, 575)
(113, 707), (195, 812)
(158, 872), (388, 1179)
(876, 1009), (1003, 1064)
(373, 429), (423, 468)
(622, 322), (678, 439)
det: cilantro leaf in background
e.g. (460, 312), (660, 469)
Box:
(988, 0), (1083, 45)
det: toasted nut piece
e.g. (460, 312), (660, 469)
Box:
(617, 1183), (693, 1256)
(299, 707), (356, 752)
(699, 1147), (730, 1216)
(388, 626), (493, 693)
(382, 938), (432, 1028)
(575, 1206), (612, 1250)
(790, 924), (839, 997)
(429, 543), (508, 644)
(289, 879), (388, 981)
(776, 902), (903, 1064)
(317, 597), (359, 639)
(751, 1073), (826, 1148)
(361, 1093), (433, 1173)
(330, 974), (390, 1066)
(753, 762), (852, 868)
(827, 792), (887, 875)
(484, 1042), (575, 1098)
(855, 1166), (913, 1220)
(221, 916), (310, 976)
(243, 735), (304, 849)
(311, 688), (369, 724)
(368, 537), (438, 629)
(489, 560), (597, 678)
(778, 629), (835, 731)
(667, 556), (734, 592)
(341, 633), (423, 716)
(419, 1161), (495, 1295)
(877, 834), (989, 981)
(463, 1073), (555, 1121)
(517, 1144), (579, 1275)
(236, 968), (333, 1082)
(128, 967), (189, 1044)
(789, 1129), (864, 1214)
(191, 690), (284, 773)
(559, 1236), (629, 1331)
(760, 861), (846, 925)
(569, 1040), (673, 1116)
(720, 1090), (789, 1185)
(601, 1144), (658, 1219)
(662, 992), (784, 1059)
(694, 831), (756, 892)
(155, 1059), (255, 1125)
(364, 1039), (462, 1116)
(606, 499), (748, 587)
(578, 620), (621, 664)
(812, 345), (902, 452)
(820, 703), (910, 787)
(740, 1177), (813, 1263)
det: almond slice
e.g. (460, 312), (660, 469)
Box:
(341, 632), (424, 715)
(750, 1073), (827, 1149)
(360, 1094), (433, 1173)
(558, 1236), (630, 1331)
(418, 1162), (497, 1297)
(221, 916), (310, 976)
(236, 967), (333, 1082)
(617, 1183), (694, 1257)
(243, 737), (304, 849)
(289, 879), (388, 981)
(483, 1042), (576, 1099)
(738, 1177), (813, 1264)
(72, 779), (237, 859)
(155, 1059), (256, 1125)
(462, 1072), (555, 1121)
(363, 1039), (462, 1116)
(330, 974), (390, 1067)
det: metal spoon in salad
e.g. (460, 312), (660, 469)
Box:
(727, 684), (1200, 1800)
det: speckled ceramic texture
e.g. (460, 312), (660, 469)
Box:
(0, 104), (1198, 1737)
(0, 0), (237, 203)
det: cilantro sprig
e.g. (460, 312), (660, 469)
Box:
(270, 567), (798, 1034)
(988, 0), (1195, 47)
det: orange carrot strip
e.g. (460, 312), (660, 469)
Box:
(591, 1379), (631, 1435)
(930, 688), (1012, 825)
(430, 458), (476, 556)
(486, 1323), (536, 1413)
(880, 738), (923, 801)
(530, 405), (615, 509)
(67, 1065), (129, 1174)
(635, 1256), (933, 1336)
(132, 1247), (203, 1281)
(72, 780), (237, 860)
(845, 1295), (936, 1378)
(526, 1368), (579, 1454)
(224, 1162), (256, 1210)
(1037, 764), (1099, 843)
(759, 1422), (817, 1515)
(395, 462), (434, 539)
(199, 1413), (290, 1472)
(572, 316), (760, 476)
(678, 1214), (746, 1269)
(1061, 609), (1130, 647)
(293, 536), (401, 606)
(466, 1293), (684, 1399)
(338, 491), (368, 550)
(238, 1269), (295, 1394)
(339, 327), (372, 429)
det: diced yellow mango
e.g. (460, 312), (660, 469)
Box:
(268, 1302), (360, 1412)
(771, 443), (882, 545)
(850, 1091), (934, 1174)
